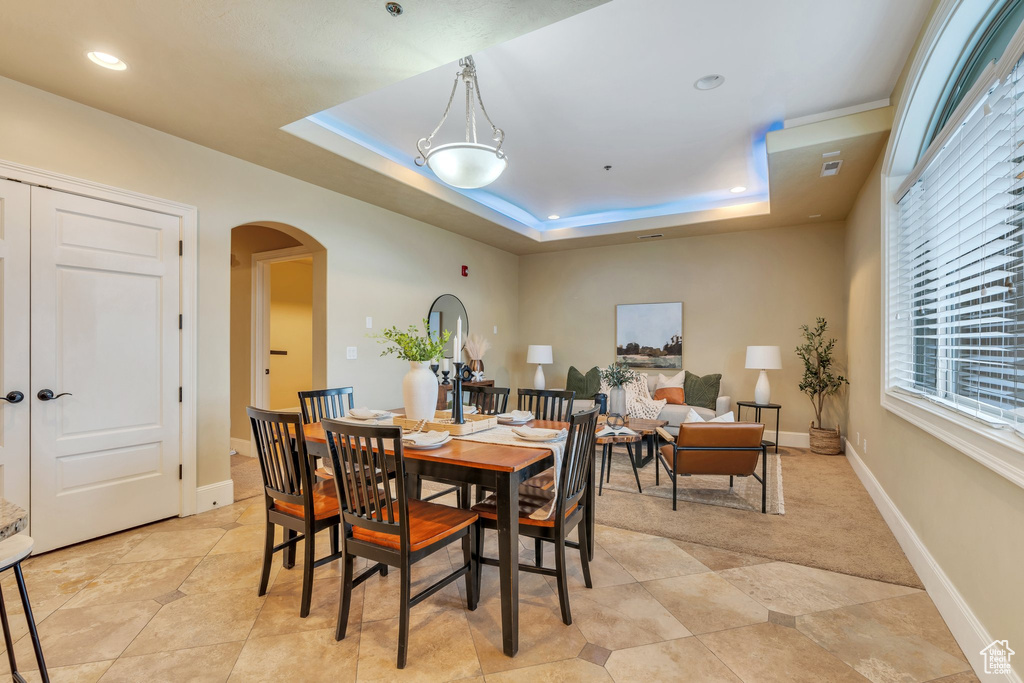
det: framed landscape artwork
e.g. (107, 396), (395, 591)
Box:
(615, 302), (682, 368)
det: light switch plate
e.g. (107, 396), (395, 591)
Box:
(493, 325), (498, 334)
(365, 316), (373, 329)
(346, 346), (357, 359)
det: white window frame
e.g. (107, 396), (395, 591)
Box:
(882, 0), (1024, 490)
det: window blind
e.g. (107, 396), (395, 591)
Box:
(889, 53), (1024, 429)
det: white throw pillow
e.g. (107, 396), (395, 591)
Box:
(656, 370), (686, 390)
(683, 409), (735, 424)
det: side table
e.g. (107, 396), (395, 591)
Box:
(597, 416), (668, 467)
(736, 401), (781, 453)
(597, 432), (644, 494)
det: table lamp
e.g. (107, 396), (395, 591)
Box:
(526, 345), (553, 389)
(745, 345), (782, 405)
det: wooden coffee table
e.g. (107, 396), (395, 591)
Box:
(598, 416), (668, 467)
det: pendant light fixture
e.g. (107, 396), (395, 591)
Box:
(414, 55), (507, 189)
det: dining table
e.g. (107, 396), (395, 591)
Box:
(299, 417), (595, 658)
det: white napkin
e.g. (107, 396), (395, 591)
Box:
(498, 410), (534, 422)
(348, 407), (389, 420)
(463, 405), (478, 415)
(402, 430), (450, 447)
(511, 426), (567, 441)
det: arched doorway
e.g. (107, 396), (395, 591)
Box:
(229, 222), (326, 497)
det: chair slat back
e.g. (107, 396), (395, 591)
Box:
(556, 406), (599, 518)
(247, 406), (312, 508)
(322, 419), (409, 545)
(298, 387), (355, 424)
(517, 388), (575, 421)
(466, 386), (510, 415)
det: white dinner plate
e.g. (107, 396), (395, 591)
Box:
(513, 430), (566, 442)
(497, 417), (531, 425)
(403, 436), (452, 450)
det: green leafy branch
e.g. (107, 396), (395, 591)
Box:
(374, 319), (450, 362)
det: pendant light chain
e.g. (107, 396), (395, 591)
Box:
(415, 55), (505, 167)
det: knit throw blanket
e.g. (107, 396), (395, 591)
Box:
(601, 375), (666, 420)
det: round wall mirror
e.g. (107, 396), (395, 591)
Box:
(428, 294), (468, 359)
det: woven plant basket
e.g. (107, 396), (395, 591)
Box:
(809, 424), (842, 455)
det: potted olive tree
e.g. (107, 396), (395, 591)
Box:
(796, 318), (848, 455)
(375, 319), (449, 421)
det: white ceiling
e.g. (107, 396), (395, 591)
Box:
(295, 0), (931, 237)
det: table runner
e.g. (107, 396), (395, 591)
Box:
(454, 425), (565, 520)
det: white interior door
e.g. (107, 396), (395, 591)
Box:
(0, 179), (30, 513)
(30, 187), (181, 551)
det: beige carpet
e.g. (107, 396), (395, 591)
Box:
(595, 445), (923, 589)
(231, 454), (263, 501)
(600, 447), (784, 514)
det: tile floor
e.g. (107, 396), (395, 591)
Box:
(0, 495), (979, 682)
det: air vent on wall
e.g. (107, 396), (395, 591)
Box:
(821, 160), (843, 177)
(638, 233), (663, 240)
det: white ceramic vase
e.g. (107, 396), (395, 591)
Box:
(608, 386), (627, 416)
(403, 361), (438, 421)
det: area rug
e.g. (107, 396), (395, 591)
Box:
(594, 445), (923, 589)
(231, 454), (263, 501)
(599, 445), (784, 514)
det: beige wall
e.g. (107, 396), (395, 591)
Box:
(517, 223), (849, 433)
(0, 75), (519, 487)
(229, 226), (302, 441)
(845, 152), (1024, 676)
(268, 259), (314, 411)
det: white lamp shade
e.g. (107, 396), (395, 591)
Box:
(745, 345), (782, 370)
(426, 143), (507, 189)
(526, 345), (553, 364)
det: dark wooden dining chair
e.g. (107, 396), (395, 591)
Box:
(247, 406), (343, 617)
(465, 385), (510, 415)
(298, 387), (354, 423)
(322, 419), (478, 669)
(472, 406), (598, 626)
(517, 388), (576, 421)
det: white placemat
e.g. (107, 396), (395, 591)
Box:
(455, 425), (565, 520)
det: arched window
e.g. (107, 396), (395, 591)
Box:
(884, 0), (1024, 480)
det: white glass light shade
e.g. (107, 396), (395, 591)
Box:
(745, 345), (782, 370)
(526, 345), (553, 365)
(426, 143), (507, 189)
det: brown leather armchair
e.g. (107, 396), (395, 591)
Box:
(656, 422), (768, 513)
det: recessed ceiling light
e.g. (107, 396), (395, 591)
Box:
(730, 186), (746, 193)
(87, 51), (127, 71)
(385, 2), (403, 16)
(547, 215), (560, 220)
(809, 214), (822, 218)
(694, 74), (724, 90)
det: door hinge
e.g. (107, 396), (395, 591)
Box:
(179, 314), (183, 330)
(179, 464), (183, 480)
(179, 240), (183, 256)
(179, 387), (183, 402)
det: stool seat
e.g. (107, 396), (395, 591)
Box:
(0, 534), (33, 571)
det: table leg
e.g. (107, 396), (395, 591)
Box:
(775, 407), (780, 454)
(647, 434), (655, 465)
(586, 446), (595, 561)
(496, 471), (520, 657)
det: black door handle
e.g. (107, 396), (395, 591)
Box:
(37, 389), (72, 401)
(0, 391), (24, 404)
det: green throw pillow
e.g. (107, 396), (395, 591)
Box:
(566, 366), (601, 400)
(684, 371), (722, 410)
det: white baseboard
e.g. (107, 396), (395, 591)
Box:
(845, 442), (1018, 682)
(196, 479), (234, 514)
(775, 430), (811, 448)
(230, 438), (252, 457)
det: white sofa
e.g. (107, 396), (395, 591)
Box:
(573, 374), (731, 436)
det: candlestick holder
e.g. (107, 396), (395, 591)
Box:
(430, 363), (440, 381)
(441, 370), (451, 385)
(451, 362), (466, 424)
